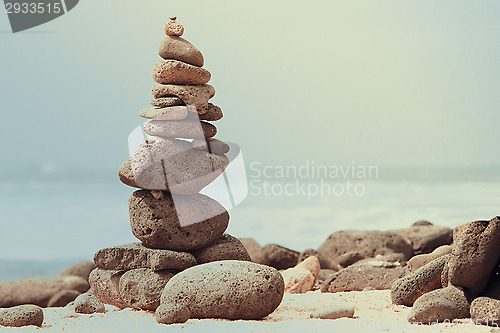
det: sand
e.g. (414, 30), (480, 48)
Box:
(2, 290), (496, 332)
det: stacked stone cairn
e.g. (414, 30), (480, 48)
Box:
(391, 216), (500, 326)
(89, 17), (284, 325)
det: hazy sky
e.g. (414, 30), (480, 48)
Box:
(1, 0), (499, 177)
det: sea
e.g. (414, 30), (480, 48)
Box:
(0, 167), (498, 283)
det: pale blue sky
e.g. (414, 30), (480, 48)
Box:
(1, 0), (499, 176)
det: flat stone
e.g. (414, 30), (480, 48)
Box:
(310, 304), (355, 319)
(470, 297), (500, 325)
(58, 261), (96, 281)
(191, 103), (223, 121)
(88, 269), (127, 309)
(139, 105), (190, 120)
(158, 36), (204, 67)
(448, 217), (500, 297)
(191, 138), (229, 155)
(144, 119), (217, 139)
(153, 59), (210, 85)
(155, 261), (284, 324)
(322, 261), (405, 293)
(263, 244), (300, 270)
(94, 243), (197, 271)
(119, 268), (175, 311)
(152, 84), (215, 114)
(317, 230), (414, 264)
(391, 225), (452, 255)
(0, 276), (89, 308)
(408, 285), (471, 324)
(391, 255), (449, 306)
(129, 190), (229, 251)
(119, 137), (228, 194)
(47, 290), (81, 307)
(191, 234), (251, 264)
(74, 293), (105, 314)
(406, 245), (452, 273)
(150, 96), (184, 108)
(0, 305), (43, 328)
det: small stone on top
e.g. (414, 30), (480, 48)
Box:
(165, 16), (184, 37)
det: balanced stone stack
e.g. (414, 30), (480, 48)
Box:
(88, 17), (285, 320)
(391, 216), (500, 325)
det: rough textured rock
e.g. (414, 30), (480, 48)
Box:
(408, 285), (471, 324)
(153, 59), (211, 85)
(119, 268), (175, 311)
(470, 297), (500, 325)
(164, 18), (184, 37)
(119, 137), (228, 194)
(406, 245), (452, 273)
(150, 96), (184, 108)
(298, 249), (341, 270)
(317, 269), (337, 290)
(0, 276), (89, 308)
(391, 224), (453, 255)
(190, 234), (251, 264)
(263, 244), (300, 270)
(191, 138), (230, 155)
(239, 238), (268, 265)
(129, 190), (229, 251)
(317, 230), (414, 265)
(94, 243), (196, 271)
(281, 267), (315, 294)
(0, 305), (44, 328)
(47, 290), (81, 307)
(139, 105), (190, 120)
(156, 261), (284, 324)
(74, 293), (105, 314)
(58, 261), (96, 282)
(144, 119), (217, 139)
(391, 255), (449, 306)
(88, 269), (127, 309)
(481, 273), (500, 300)
(152, 84), (215, 114)
(448, 217), (500, 297)
(158, 36), (204, 67)
(197, 103), (223, 121)
(322, 260), (405, 293)
(310, 304), (355, 319)
(413, 220), (434, 227)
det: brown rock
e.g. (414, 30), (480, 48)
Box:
(129, 190), (229, 251)
(191, 138), (230, 155)
(191, 234), (251, 264)
(74, 293), (105, 314)
(391, 255), (449, 306)
(322, 260), (405, 293)
(156, 261), (284, 324)
(88, 269), (127, 309)
(191, 103), (223, 121)
(152, 59), (211, 85)
(119, 268), (175, 311)
(317, 230), (414, 265)
(0, 276), (89, 308)
(139, 105), (190, 120)
(391, 224), (452, 255)
(239, 238), (268, 264)
(406, 245), (452, 273)
(448, 217), (500, 297)
(263, 244), (300, 270)
(150, 96), (184, 108)
(164, 17), (184, 37)
(58, 261), (96, 281)
(470, 297), (500, 325)
(408, 285), (471, 324)
(144, 119), (217, 139)
(158, 36), (204, 67)
(152, 84), (215, 114)
(47, 290), (81, 307)
(119, 137), (228, 194)
(298, 249), (341, 270)
(412, 220), (433, 227)
(0, 305), (43, 328)
(94, 243), (197, 271)
(336, 251), (365, 267)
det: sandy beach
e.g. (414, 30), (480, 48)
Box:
(2, 290), (494, 333)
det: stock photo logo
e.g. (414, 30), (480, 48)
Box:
(3, 0), (79, 32)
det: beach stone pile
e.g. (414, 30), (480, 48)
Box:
(391, 216), (500, 326)
(89, 17), (284, 324)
